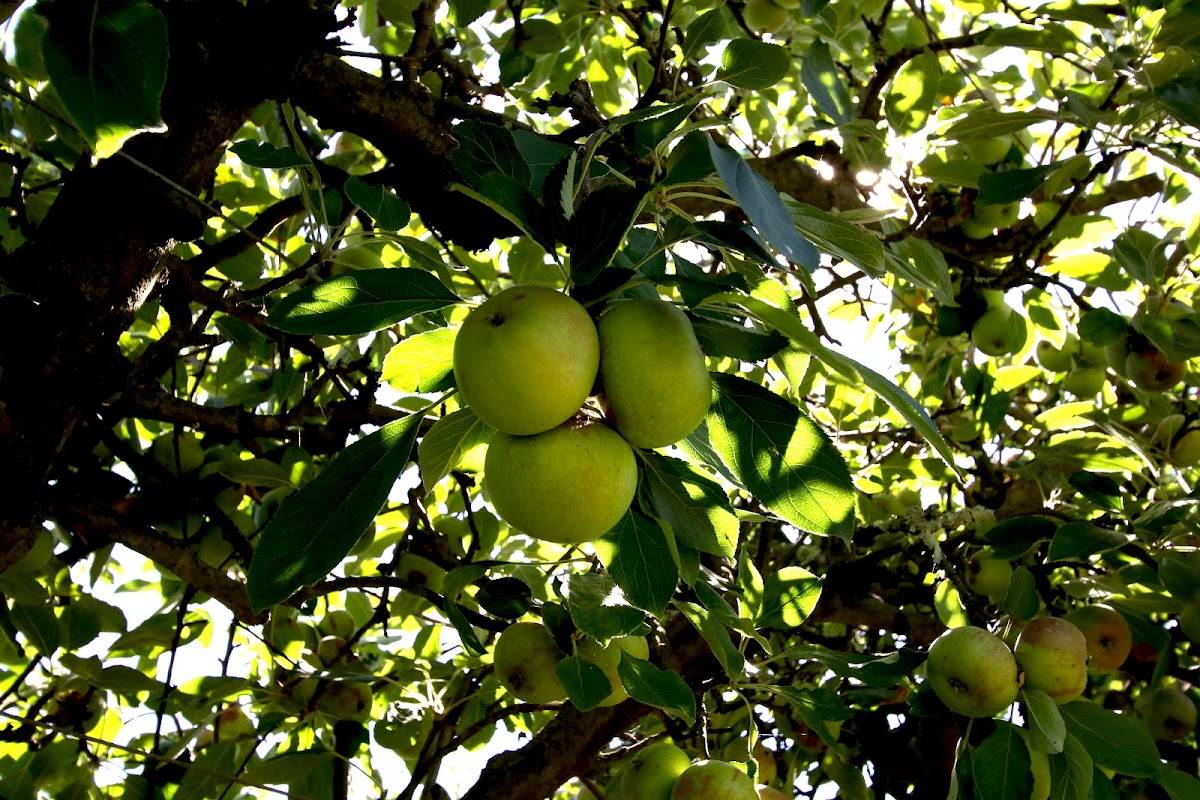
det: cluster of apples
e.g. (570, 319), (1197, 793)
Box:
(1036, 321), (1188, 399)
(605, 740), (779, 800)
(282, 609), (374, 723)
(453, 286), (711, 544)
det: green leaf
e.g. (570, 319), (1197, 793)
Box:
(381, 327), (457, 393)
(344, 176), (410, 230)
(984, 24), (1079, 53)
(1112, 228), (1168, 288)
(981, 515), (1059, 559)
(1156, 766), (1200, 800)
(1067, 471), (1122, 511)
(452, 121), (531, 188)
(718, 40), (791, 90)
(177, 741), (248, 800)
(595, 510), (679, 615)
(1047, 523), (1127, 560)
(211, 458), (292, 489)
(944, 109), (1059, 140)
(758, 566), (822, 628)
(707, 138), (819, 270)
(10, 603), (60, 656)
(417, 408), (492, 491)
(641, 452), (738, 558)
(267, 269), (460, 335)
(977, 163), (1062, 205)
(676, 600), (745, 680)
(772, 687), (852, 750)
(706, 372), (855, 538)
(568, 185), (646, 284)
(800, 41), (853, 124)
(688, 313), (788, 361)
(886, 51), (940, 134)
(230, 141), (308, 169)
(617, 653), (696, 724)
(1002, 566), (1040, 621)
(969, 722), (1032, 800)
(1047, 734), (1092, 800)
(39, 0), (168, 157)
(1076, 308), (1127, 346)
(449, 0), (490, 26)
(565, 573), (647, 639)
(786, 202), (885, 275)
(684, 7), (737, 60)
(247, 411), (426, 610)
(555, 655), (612, 712)
(1022, 689), (1066, 754)
(1059, 701), (1161, 777)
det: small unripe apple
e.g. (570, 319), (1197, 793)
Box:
(623, 741), (691, 800)
(316, 681), (373, 722)
(598, 299), (711, 448)
(1138, 685), (1197, 741)
(960, 217), (995, 240)
(971, 308), (1026, 356)
(965, 550), (1013, 601)
(964, 136), (1013, 165)
(484, 420), (636, 544)
(972, 202), (1020, 230)
(395, 553), (446, 593)
(743, 0), (789, 34)
(213, 705), (255, 741)
(1125, 348), (1184, 391)
(1065, 605), (1132, 672)
(1035, 338), (1076, 372)
(578, 635), (649, 706)
(315, 635), (350, 666)
(1015, 617), (1088, 703)
(671, 759), (757, 800)
(925, 626), (1020, 718)
(1062, 367), (1105, 397)
(290, 676), (321, 708)
(493, 622), (566, 704)
(197, 529), (235, 569)
(453, 285), (599, 435)
(151, 431), (205, 475)
(319, 609), (357, 640)
(1169, 429), (1200, 468)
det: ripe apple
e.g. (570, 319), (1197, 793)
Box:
(395, 553), (446, 593)
(757, 786), (788, 800)
(1015, 617), (1088, 703)
(598, 299), (711, 448)
(1138, 685), (1197, 741)
(453, 285), (599, 435)
(578, 635), (649, 706)
(493, 621), (566, 704)
(971, 307), (1026, 357)
(965, 136), (1013, 166)
(1035, 338), (1076, 372)
(671, 759), (758, 800)
(151, 431), (205, 475)
(316, 681), (373, 721)
(965, 550), (1013, 600)
(623, 741), (691, 800)
(925, 626), (1019, 717)
(484, 420), (636, 544)
(1179, 604), (1200, 642)
(1125, 347), (1184, 391)
(1062, 367), (1105, 397)
(319, 609), (357, 640)
(743, 0), (789, 34)
(1064, 605), (1132, 672)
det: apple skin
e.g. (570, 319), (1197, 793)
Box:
(671, 759), (758, 800)
(972, 202), (1020, 230)
(319, 609), (357, 640)
(316, 635), (350, 666)
(1015, 617), (1088, 703)
(394, 553), (446, 593)
(622, 741), (692, 800)
(1125, 348), (1184, 391)
(151, 431), (205, 475)
(453, 285), (599, 436)
(493, 622), (566, 704)
(756, 787), (788, 800)
(960, 217), (995, 240)
(1035, 338), (1076, 372)
(1065, 605), (1132, 672)
(316, 681), (374, 722)
(1062, 367), (1105, 397)
(925, 626), (1020, 718)
(743, 0), (789, 33)
(965, 136), (1013, 166)
(578, 635), (649, 706)
(598, 299), (711, 449)
(1170, 429), (1200, 467)
(965, 550), (1013, 600)
(214, 706), (255, 740)
(971, 308), (1026, 356)
(484, 421), (636, 544)
(1139, 685), (1197, 741)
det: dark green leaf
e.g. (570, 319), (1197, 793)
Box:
(977, 163), (1062, 205)
(230, 141), (308, 170)
(1002, 566), (1040, 621)
(758, 565), (822, 628)
(707, 373), (854, 539)
(247, 412), (426, 610)
(1022, 689), (1066, 754)
(984, 24), (1078, 53)
(773, 687), (852, 750)
(344, 176), (410, 230)
(676, 601), (744, 680)
(449, 0), (489, 26)
(788, 202), (885, 275)
(1059, 701), (1161, 777)
(267, 269), (460, 335)
(641, 452), (738, 558)
(177, 741), (247, 800)
(981, 515), (1059, 559)
(688, 313), (788, 361)
(718, 40), (791, 90)
(417, 408), (492, 491)
(595, 510), (680, 614)
(800, 41), (853, 124)
(617, 653), (696, 724)
(969, 722), (1032, 800)
(1076, 308), (1128, 346)
(684, 7), (737, 60)
(1156, 766), (1200, 800)
(1112, 228), (1168, 288)
(1090, 769), (1120, 800)
(452, 121), (531, 189)
(556, 655), (612, 712)
(628, 100), (699, 158)
(1067, 471), (1122, 511)
(1047, 734), (1092, 800)
(566, 573), (647, 639)
(944, 109), (1059, 140)
(1156, 77), (1200, 129)
(512, 131), (572, 193)
(474, 577), (532, 619)
(1047, 523), (1127, 561)
(568, 185), (646, 283)
(11, 603), (60, 656)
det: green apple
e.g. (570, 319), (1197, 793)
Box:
(723, 740), (777, 785)
(622, 741), (691, 800)
(213, 705), (255, 741)
(1062, 367), (1105, 397)
(1014, 617), (1088, 703)
(757, 787), (788, 800)
(964, 136), (1013, 165)
(960, 217), (995, 240)
(316, 681), (373, 722)
(1179, 604), (1200, 642)
(395, 553), (446, 593)
(578, 635), (649, 706)
(1139, 685), (1197, 741)
(965, 550), (1013, 600)
(671, 759), (757, 800)
(484, 421), (636, 544)
(743, 0), (789, 33)
(1065, 605), (1131, 672)
(1125, 348), (1184, 391)
(1035, 338), (1077, 372)
(598, 299), (711, 448)
(925, 626), (1019, 717)
(493, 621), (566, 704)
(453, 285), (599, 435)
(316, 635), (350, 666)
(290, 676), (321, 708)
(151, 431), (205, 475)
(197, 529), (234, 568)
(1103, 334), (1129, 373)
(1169, 429), (1200, 467)
(972, 201), (1020, 230)
(319, 609), (357, 640)
(1033, 201), (1060, 227)
(772, 0), (800, 8)
(971, 307), (1026, 357)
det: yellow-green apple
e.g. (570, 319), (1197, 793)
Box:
(1125, 347), (1184, 391)
(578, 635), (649, 706)
(315, 635), (350, 666)
(197, 529), (234, 568)
(598, 298), (711, 448)
(623, 741), (691, 800)
(453, 285), (599, 435)
(671, 759), (757, 800)
(213, 705), (255, 741)
(972, 202), (1020, 230)
(395, 553), (447, 593)
(493, 621), (566, 704)
(151, 431), (205, 475)
(965, 550), (1013, 600)
(319, 610), (357, 640)
(316, 681), (373, 721)
(373, 712), (432, 762)
(925, 626), (1019, 717)
(1036, 337), (1077, 372)
(960, 217), (995, 240)
(1015, 617), (1088, 703)
(1170, 429), (1200, 468)
(484, 420), (636, 543)
(757, 787), (788, 800)
(971, 307), (1027, 356)
(1065, 605), (1132, 672)
(1062, 367), (1105, 396)
(1138, 685), (1197, 741)
(965, 136), (1013, 165)
(743, 0), (789, 33)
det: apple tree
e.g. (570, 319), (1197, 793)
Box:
(1, 0), (1200, 798)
